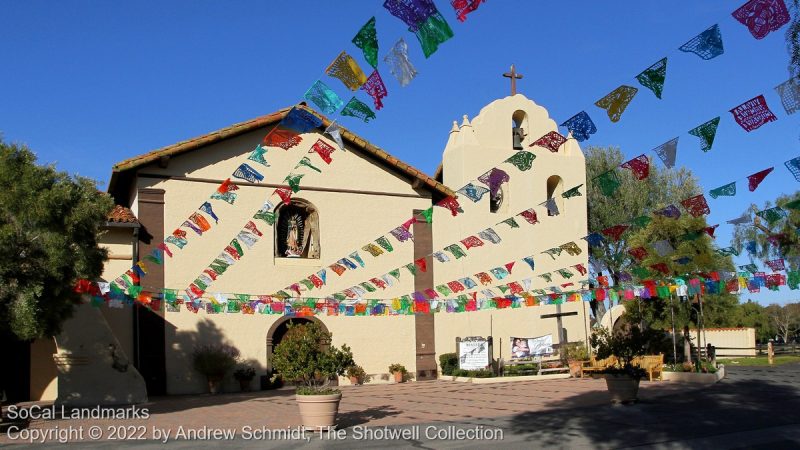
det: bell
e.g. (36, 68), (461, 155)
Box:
(512, 127), (525, 150)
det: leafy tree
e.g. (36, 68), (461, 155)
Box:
(734, 300), (775, 343)
(731, 191), (800, 271)
(766, 303), (800, 343)
(0, 140), (112, 341)
(586, 146), (732, 283)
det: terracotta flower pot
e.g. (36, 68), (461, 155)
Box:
(296, 393), (342, 430)
(393, 371), (404, 383)
(349, 376), (361, 385)
(602, 374), (640, 404)
(238, 379), (252, 392)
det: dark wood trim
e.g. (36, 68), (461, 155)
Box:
(540, 312), (578, 319)
(412, 209), (437, 380)
(137, 173), (431, 200)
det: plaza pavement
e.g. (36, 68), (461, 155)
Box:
(2, 363), (799, 448)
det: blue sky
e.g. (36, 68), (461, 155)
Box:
(1, 1), (798, 304)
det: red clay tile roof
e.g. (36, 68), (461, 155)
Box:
(109, 104), (455, 200)
(107, 205), (138, 224)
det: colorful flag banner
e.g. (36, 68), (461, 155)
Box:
(324, 121), (345, 151)
(325, 51), (368, 91)
(304, 80), (344, 115)
(629, 247), (648, 261)
(445, 243), (467, 259)
(636, 57), (668, 99)
(562, 184), (583, 198)
(478, 228), (501, 244)
(308, 141), (334, 167)
(341, 97), (377, 123)
(436, 196), (463, 216)
(530, 131), (567, 152)
(730, 95), (778, 132)
(361, 71), (388, 110)
(584, 232), (605, 247)
(653, 137), (679, 168)
(457, 183), (490, 202)
(543, 198), (559, 216)
(679, 24), (724, 60)
(756, 206), (786, 225)
(727, 213), (751, 225)
(775, 78), (800, 115)
(595, 170), (621, 197)
(652, 239), (675, 257)
(689, 117), (721, 152)
(451, 0), (484, 21)
(631, 215), (652, 228)
(376, 236), (394, 252)
(785, 156), (800, 182)
(499, 217), (519, 228)
(461, 235), (484, 249)
(232, 163), (264, 184)
(560, 241), (582, 256)
(620, 154), (650, 180)
(414, 12), (454, 58)
(505, 151), (536, 171)
(200, 202), (219, 224)
(390, 225), (413, 242)
(656, 204), (682, 219)
(732, 0), (791, 40)
(747, 167), (774, 191)
(283, 107), (324, 133)
(709, 182), (737, 199)
(595, 85), (638, 122)
(263, 128), (302, 150)
(560, 111), (597, 142)
(477, 168), (510, 199)
(384, 38), (418, 87)
(681, 194), (711, 217)
(383, 0), (437, 31)
(352, 17), (379, 69)
(284, 173), (304, 193)
(601, 224), (629, 241)
(765, 258), (786, 271)
(248, 145), (270, 167)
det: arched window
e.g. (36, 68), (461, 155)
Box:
(546, 175), (563, 216)
(512, 110), (528, 150)
(490, 185), (504, 213)
(275, 199), (320, 258)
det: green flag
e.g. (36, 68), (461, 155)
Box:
(689, 117), (720, 152)
(636, 57), (667, 99)
(596, 170), (621, 197)
(352, 17), (379, 68)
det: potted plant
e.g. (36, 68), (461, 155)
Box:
(346, 365), (369, 385)
(388, 363), (407, 383)
(589, 325), (651, 404)
(563, 342), (589, 378)
(271, 322), (353, 430)
(192, 344), (240, 394)
(234, 366), (256, 392)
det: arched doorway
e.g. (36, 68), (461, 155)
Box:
(265, 316), (329, 376)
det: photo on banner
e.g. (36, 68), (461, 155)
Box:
(510, 334), (553, 359)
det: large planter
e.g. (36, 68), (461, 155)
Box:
(238, 378), (253, 392)
(601, 374), (640, 404)
(349, 376), (361, 385)
(393, 371), (404, 383)
(208, 377), (223, 395)
(296, 393), (342, 430)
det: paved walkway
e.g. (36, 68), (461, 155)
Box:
(2, 364), (800, 448)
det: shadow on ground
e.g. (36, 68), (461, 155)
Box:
(338, 405), (402, 428)
(506, 364), (800, 448)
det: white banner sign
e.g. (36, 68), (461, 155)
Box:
(458, 339), (490, 370)
(511, 334), (553, 359)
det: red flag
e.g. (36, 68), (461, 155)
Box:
(460, 236), (484, 249)
(601, 225), (629, 241)
(680, 194), (711, 217)
(530, 131), (567, 152)
(518, 208), (539, 225)
(620, 154), (650, 180)
(747, 167), (774, 191)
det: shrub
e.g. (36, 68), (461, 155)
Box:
(346, 365), (370, 383)
(192, 344), (240, 381)
(388, 363), (407, 374)
(233, 366), (256, 381)
(451, 369), (494, 378)
(563, 342), (589, 361)
(271, 322), (354, 394)
(439, 353), (458, 375)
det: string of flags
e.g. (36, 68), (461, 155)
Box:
(559, 0), (795, 147)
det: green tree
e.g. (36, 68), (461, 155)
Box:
(586, 146), (732, 283)
(0, 140), (113, 340)
(734, 300), (775, 342)
(731, 191), (800, 271)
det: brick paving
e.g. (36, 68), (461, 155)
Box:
(0, 377), (703, 444)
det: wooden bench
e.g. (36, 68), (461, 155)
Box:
(580, 356), (617, 378)
(633, 354), (664, 381)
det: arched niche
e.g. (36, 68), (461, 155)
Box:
(546, 175), (564, 216)
(512, 110), (528, 150)
(274, 198), (320, 259)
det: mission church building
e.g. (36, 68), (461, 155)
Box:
(18, 92), (591, 402)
